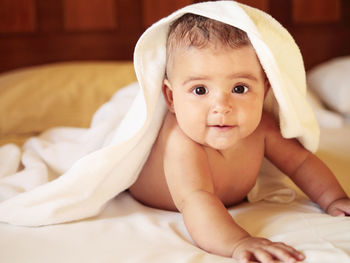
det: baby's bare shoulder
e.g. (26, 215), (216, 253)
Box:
(161, 112), (204, 155)
(258, 111), (280, 134)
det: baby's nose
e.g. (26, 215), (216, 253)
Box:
(212, 106), (232, 115)
(211, 95), (232, 115)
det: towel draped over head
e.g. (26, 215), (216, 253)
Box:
(0, 1), (319, 226)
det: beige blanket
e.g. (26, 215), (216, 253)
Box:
(0, 1), (319, 226)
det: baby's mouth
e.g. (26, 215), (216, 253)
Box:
(208, 125), (236, 131)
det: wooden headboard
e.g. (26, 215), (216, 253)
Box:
(0, 0), (349, 74)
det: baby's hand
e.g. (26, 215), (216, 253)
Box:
(327, 197), (350, 216)
(232, 237), (305, 263)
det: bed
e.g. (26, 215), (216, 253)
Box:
(1, 1), (350, 262)
(0, 57), (349, 263)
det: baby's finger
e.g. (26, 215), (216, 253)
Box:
(335, 204), (350, 216)
(327, 198), (350, 216)
(236, 250), (251, 263)
(328, 207), (346, 217)
(264, 245), (298, 263)
(252, 248), (276, 263)
(273, 242), (305, 260)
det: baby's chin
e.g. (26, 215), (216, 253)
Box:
(205, 139), (239, 151)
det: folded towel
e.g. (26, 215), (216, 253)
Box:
(0, 1), (319, 226)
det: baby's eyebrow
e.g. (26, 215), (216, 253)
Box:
(228, 72), (259, 82)
(182, 72), (260, 86)
(182, 76), (209, 86)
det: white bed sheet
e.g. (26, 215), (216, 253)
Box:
(1, 124), (349, 263)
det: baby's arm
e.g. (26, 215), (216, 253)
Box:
(163, 115), (304, 262)
(264, 114), (350, 216)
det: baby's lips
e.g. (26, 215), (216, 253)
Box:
(208, 125), (237, 132)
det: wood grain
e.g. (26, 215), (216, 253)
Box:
(63, 0), (117, 31)
(293, 0), (341, 23)
(0, 0), (36, 33)
(236, 0), (269, 12)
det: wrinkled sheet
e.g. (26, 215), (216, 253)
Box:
(1, 123), (349, 263)
(0, 1), (320, 226)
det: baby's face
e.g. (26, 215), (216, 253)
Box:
(164, 44), (269, 150)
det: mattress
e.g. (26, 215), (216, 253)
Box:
(0, 61), (349, 263)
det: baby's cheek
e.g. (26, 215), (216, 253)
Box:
(249, 106), (263, 122)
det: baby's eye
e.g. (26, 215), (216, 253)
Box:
(233, 85), (248, 94)
(193, 86), (208, 95)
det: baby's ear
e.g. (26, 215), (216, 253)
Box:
(264, 77), (271, 99)
(162, 79), (175, 112)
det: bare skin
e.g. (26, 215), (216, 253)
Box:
(129, 44), (350, 262)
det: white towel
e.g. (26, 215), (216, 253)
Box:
(0, 1), (319, 226)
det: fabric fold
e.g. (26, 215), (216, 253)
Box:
(247, 159), (297, 204)
(0, 1), (319, 226)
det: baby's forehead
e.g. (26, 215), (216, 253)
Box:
(165, 42), (267, 82)
(166, 42), (261, 77)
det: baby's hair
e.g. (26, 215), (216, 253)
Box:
(166, 13), (251, 76)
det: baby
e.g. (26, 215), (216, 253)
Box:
(129, 14), (350, 263)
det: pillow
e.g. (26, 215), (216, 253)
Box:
(0, 61), (136, 146)
(307, 56), (350, 116)
(307, 89), (344, 128)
